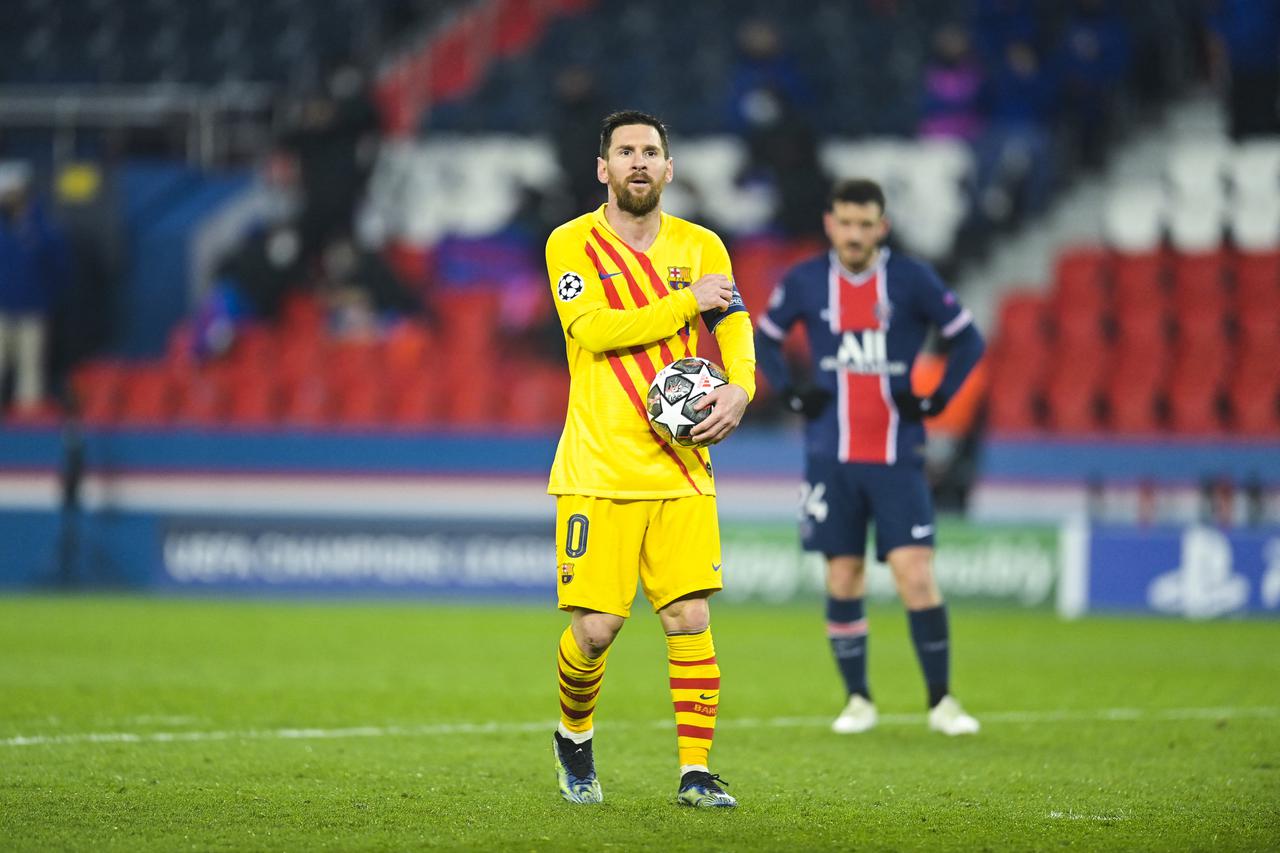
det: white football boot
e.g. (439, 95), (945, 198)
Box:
(831, 694), (878, 734)
(927, 695), (980, 735)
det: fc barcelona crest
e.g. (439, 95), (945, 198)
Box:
(668, 266), (693, 289)
(559, 562), (575, 584)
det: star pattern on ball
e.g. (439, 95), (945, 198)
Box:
(651, 389), (696, 433)
(690, 362), (728, 395)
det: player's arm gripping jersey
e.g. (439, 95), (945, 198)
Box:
(545, 207), (750, 499)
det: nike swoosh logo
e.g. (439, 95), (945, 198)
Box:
(911, 524), (934, 539)
(699, 693), (718, 700)
(711, 563), (721, 572)
(600, 270), (622, 279)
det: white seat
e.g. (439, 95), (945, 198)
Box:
(1229, 195), (1280, 252)
(1104, 183), (1166, 252)
(1167, 200), (1224, 253)
(1227, 139), (1280, 201)
(1166, 139), (1230, 201)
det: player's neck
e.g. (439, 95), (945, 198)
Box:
(603, 201), (662, 252)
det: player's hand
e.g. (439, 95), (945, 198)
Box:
(688, 274), (734, 313)
(784, 384), (832, 420)
(892, 390), (948, 420)
(689, 383), (749, 446)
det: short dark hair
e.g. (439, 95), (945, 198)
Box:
(828, 178), (886, 214)
(599, 110), (670, 159)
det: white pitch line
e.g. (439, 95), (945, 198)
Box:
(2, 706), (1277, 749)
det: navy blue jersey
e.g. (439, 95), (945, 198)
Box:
(757, 249), (979, 465)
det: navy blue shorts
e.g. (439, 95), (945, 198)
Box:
(799, 457), (935, 562)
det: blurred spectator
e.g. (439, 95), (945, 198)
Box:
(317, 237), (421, 339)
(1055, 0), (1133, 170)
(279, 61), (382, 262)
(974, 39), (1059, 226)
(0, 163), (71, 412)
(725, 18), (827, 238)
(190, 223), (304, 359)
(1205, 0), (1280, 139)
(918, 24), (987, 143)
(549, 65), (609, 217)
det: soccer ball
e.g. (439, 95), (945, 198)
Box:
(646, 357), (729, 447)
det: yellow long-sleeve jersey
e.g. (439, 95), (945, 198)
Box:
(546, 205), (756, 499)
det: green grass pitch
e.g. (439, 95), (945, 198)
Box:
(1, 596), (1277, 851)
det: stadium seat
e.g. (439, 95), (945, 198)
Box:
(1165, 378), (1225, 435)
(1226, 375), (1280, 436)
(174, 368), (230, 427)
(1169, 250), (1226, 312)
(386, 374), (446, 429)
(1173, 297), (1229, 349)
(117, 366), (178, 426)
(225, 374), (281, 427)
(71, 361), (125, 426)
(332, 380), (389, 429)
(503, 365), (568, 429)
(1167, 202), (1225, 255)
(994, 291), (1049, 352)
(1227, 195), (1280, 252)
(1054, 247), (1108, 301)
(1110, 251), (1166, 314)
(1103, 345), (1167, 434)
(280, 375), (335, 428)
(1104, 184), (1164, 252)
(986, 383), (1041, 433)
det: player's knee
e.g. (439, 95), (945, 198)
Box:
(659, 595), (711, 634)
(573, 613), (624, 657)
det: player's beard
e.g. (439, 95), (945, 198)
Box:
(611, 171), (663, 216)
(840, 242), (876, 272)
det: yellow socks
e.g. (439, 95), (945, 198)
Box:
(667, 629), (719, 770)
(557, 626), (607, 736)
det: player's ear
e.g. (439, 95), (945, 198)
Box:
(664, 158), (674, 184)
(597, 157), (608, 185)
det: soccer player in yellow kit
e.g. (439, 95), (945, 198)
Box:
(546, 110), (756, 808)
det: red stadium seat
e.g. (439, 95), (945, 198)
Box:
(1170, 250), (1226, 312)
(280, 375), (335, 428)
(1111, 251), (1166, 314)
(173, 368), (230, 427)
(503, 365), (569, 429)
(1230, 249), (1280, 294)
(986, 384), (1041, 432)
(1044, 374), (1101, 433)
(994, 291), (1049, 352)
(333, 380), (389, 429)
(1173, 297), (1229, 349)
(1103, 346), (1167, 434)
(225, 374), (281, 428)
(71, 361), (125, 426)
(1166, 377), (1225, 435)
(386, 374), (446, 429)
(117, 366), (178, 426)
(1226, 376), (1280, 436)
(1055, 247), (1108, 295)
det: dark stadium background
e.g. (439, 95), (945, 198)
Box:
(0, 0), (1277, 622)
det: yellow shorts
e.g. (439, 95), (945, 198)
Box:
(554, 494), (724, 617)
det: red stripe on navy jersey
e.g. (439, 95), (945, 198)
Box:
(676, 724), (716, 740)
(832, 261), (894, 464)
(668, 656), (718, 667)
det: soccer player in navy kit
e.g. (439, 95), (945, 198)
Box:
(755, 178), (985, 735)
